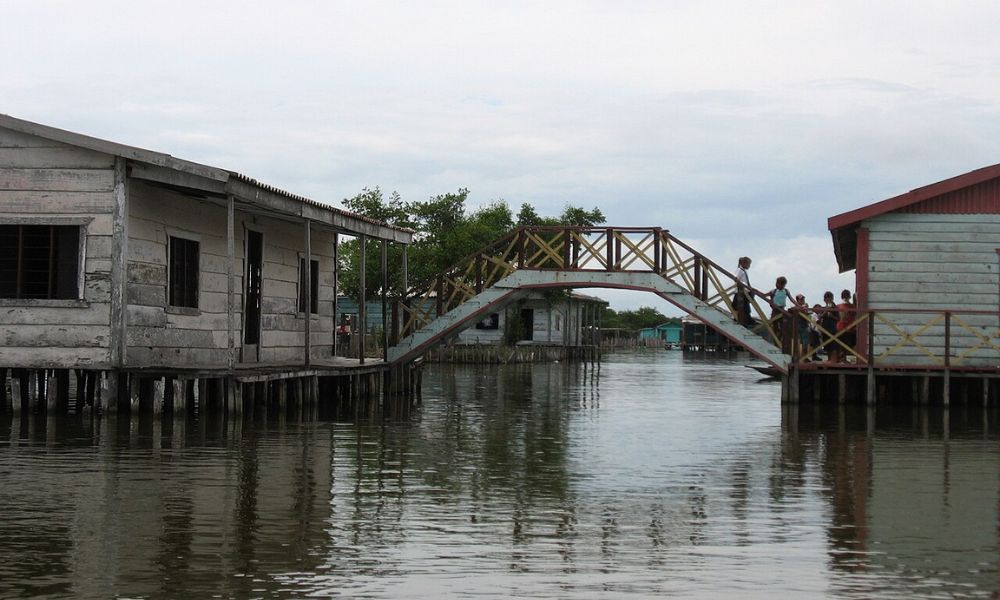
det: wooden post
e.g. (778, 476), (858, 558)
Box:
(517, 229), (526, 269)
(43, 371), (57, 413)
(227, 195), (236, 370)
(359, 234), (366, 364)
(943, 312), (951, 407)
(28, 370), (39, 412)
(304, 220), (312, 367)
(605, 228), (613, 271)
(129, 375), (140, 414)
(152, 377), (164, 415)
(10, 374), (22, 416)
(837, 373), (846, 405)
(111, 157), (129, 370)
(332, 233), (339, 355)
(920, 376), (930, 406)
(381, 240), (388, 362)
(652, 228), (661, 274)
(172, 378), (186, 416)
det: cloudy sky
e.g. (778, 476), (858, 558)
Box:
(4, 1), (1000, 311)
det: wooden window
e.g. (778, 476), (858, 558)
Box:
(0, 224), (80, 300)
(168, 236), (200, 308)
(298, 258), (319, 314)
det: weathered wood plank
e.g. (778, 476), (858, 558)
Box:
(869, 271), (995, 285)
(0, 304), (111, 325)
(83, 273), (112, 302)
(127, 262), (167, 286)
(127, 346), (228, 367)
(2, 325), (110, 348)
(127, 282), (165, 307)
(127, 326), (218, 348)
(869, 250), (992, 264)
(165, 311), (229, 330)
(0, 147), (115, 169)
(0, 191), (114, 213)
(86, 235), (113, 259)
(127, 305), (167, 327)
(867, 261), (995, 274)
(128, 239), (166, 264)
(870, 240), (1000, 253)
(0, 347), (110, 368)
(0, 168), (114, 192)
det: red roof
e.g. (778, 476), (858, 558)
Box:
(828, 163), (1000, 272)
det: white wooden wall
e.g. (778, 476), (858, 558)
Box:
(125, 181), (337, 368)
(867, 213), (1000, 367)
(0, 127), (115, 367)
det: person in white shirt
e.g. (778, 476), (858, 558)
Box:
(734, 256), (752, 325)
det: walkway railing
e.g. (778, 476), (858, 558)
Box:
(399, 226), (788, 346)
(786, 307), (1000, 371)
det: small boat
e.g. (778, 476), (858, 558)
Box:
(746, 365), (782, 378)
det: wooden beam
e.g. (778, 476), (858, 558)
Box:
(332, 233), (339, 355)
(359, 234), (366, 365)
(227, 195), (236, 371)
(110, 157), (129, 368)
(305, 220), (312, 367)
(382, 240), (388, 362)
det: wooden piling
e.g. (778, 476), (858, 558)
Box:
(10, 373), (22, 416)
(152, 377), (165, 415)
(172, 378), (186, 416)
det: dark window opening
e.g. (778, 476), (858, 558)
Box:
(169, 236), (200, 308)
(475, 313), (500, 330)
(298, 258), (319, 314)
(0, 224), (80, 300)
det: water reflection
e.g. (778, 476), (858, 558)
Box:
(0, 353), (998, 598)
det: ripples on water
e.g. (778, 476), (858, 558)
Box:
(0, 351), (998, 598)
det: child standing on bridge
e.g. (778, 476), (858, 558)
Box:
(734, 257), (753, 326)
(767, 276), (791, 346)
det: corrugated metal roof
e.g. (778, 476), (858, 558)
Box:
(0, 113), (414, 238)
(228, 172), (413, 234)
(828, 162), (1000, 271)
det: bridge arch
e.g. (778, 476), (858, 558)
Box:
(390, 227), (791, 372)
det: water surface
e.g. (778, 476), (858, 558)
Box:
(1, 352), (998, 598)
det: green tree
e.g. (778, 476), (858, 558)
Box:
(337, 188), (606, 298)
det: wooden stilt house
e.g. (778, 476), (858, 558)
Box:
(828, 164), (1000, 369)
(0, 114), (412, 376)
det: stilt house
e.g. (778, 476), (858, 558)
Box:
(0, 115), (412, 374)
(828, 165), (1000, 367)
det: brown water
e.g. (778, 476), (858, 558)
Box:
(1, 352), (998, 599)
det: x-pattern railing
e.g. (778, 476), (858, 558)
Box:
(399, 226), (787, 347)
(785, 307), (1000, 369)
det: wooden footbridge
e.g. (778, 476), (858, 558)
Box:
(390, 226), (791, 371)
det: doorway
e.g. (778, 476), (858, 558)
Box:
(242, 229), (263, 362)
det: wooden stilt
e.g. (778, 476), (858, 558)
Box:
(919, 376), (930, 406)
(172, 378), (186, 416)
(984, 378), (991, 407)
(10, 373), (22, 416)
(152, 377), (165, 416)
(46, 373), (58, 413)
(942, 370), (950, 407)
(837, 374), (846, 404)
(866, 367), (875, 405)
(28, 370), (39, 412)
(129, 375), (140, 415)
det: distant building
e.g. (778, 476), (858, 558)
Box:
(828, 165), (1000, 367)
(455, 291), (606, 346)
(639, 322), (682, 346)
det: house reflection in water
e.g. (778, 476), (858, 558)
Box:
(785, 403), (1000, 593)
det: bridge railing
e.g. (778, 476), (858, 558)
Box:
(785, 307), (1000, 370)
(398, 226), (788, 346)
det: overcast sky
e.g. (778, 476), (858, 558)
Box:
(4, 1), (1000, 311)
